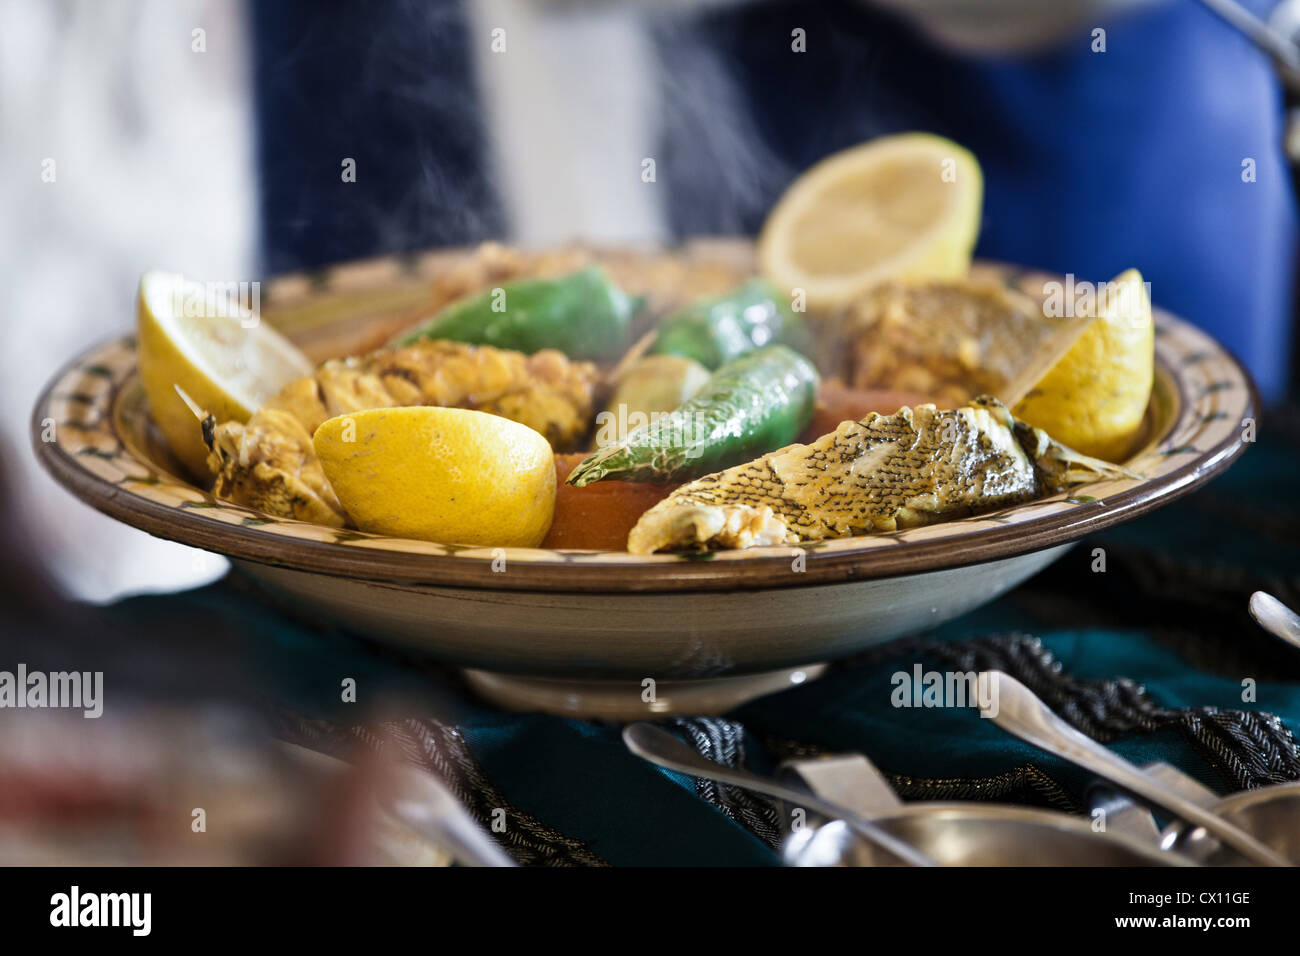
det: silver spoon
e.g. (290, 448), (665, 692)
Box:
(1249, 591), (1300, 651)
(382, 764), (517, 867)
(622, 723), (937, 867)
(983, 670), (1291, 867)
(280, 742), (514, 867)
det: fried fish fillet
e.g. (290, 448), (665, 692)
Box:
(205, 340), (601, 526)
(627, 397), (1134, 554)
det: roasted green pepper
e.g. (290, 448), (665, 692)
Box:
(568, 344), (819, 486)
(648, 279), (806, 370)
(391, 266), (640, 361)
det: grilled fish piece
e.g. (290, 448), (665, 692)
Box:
(205, 340), (601, 525)
(627, 397), (1135, 554)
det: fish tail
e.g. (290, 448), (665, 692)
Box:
(970, 396), (1142, 491)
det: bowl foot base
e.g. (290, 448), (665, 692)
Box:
(461, 665), (828, 720)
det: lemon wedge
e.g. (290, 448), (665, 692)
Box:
(137, 271), (312, 477)
(759, 133), (983, 312)
(314, 407), (557, 548)
(1013, 268), (1154, 462)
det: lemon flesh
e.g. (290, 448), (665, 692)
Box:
(1013, 269), (1154, 462)
(313, 406), (557, 547)
(137, 271), (311, 477)
(759, 133), (983, 312)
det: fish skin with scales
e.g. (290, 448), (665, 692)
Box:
(627, 397), (1137, 554)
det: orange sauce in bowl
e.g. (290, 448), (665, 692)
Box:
(541, 453), (680, 550)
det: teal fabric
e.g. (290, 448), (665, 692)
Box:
(105, 406), (1300, 865)
(736, 633), (1300, 803)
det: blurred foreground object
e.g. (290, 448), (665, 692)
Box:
(0, 707), (454, 866)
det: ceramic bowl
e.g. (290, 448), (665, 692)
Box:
(31, 242), (1257, 716)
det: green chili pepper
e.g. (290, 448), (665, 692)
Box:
(567, 344), (819, 486)
(390, 266), (640, 361)
(648, 279), (806, 370)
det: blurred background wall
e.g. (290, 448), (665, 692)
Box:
(2, 0), (254, 601)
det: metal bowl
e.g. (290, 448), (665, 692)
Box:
(786, 804), (1192, 866)
(1162, 782), (1300, 865)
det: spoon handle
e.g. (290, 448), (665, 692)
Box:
(384, 766), (517, 867)
(623, 723), (936, 866)
(984, 670), (1289, 867)
(1250, 591), (1300, 650)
